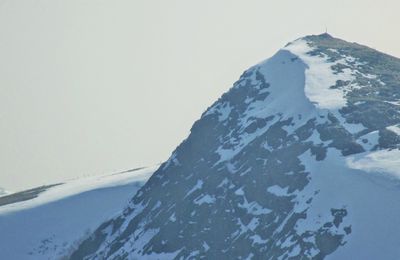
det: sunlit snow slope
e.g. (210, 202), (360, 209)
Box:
(75, 34), (400, 259)
(0, 166), (156, 260)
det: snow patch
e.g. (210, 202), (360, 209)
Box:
(234, 187), (244, 196)
(238, 196), (271, 216)
(194, 194), (216, 205)
(202, 241), (210, 251)
(346, 149), (400, 178)
(267, 185), (290, 196)
(284, 39), (354, 110)
(185, 180), (203, 198)
(356, 130), (379, 151)
(387, 125), (400, 136)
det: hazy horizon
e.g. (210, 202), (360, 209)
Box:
(1, 0), (399, 191)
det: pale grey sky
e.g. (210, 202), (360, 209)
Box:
(1, 0), (399, 191)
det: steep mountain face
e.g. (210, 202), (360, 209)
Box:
(0, 167), (155, 260)
(72, 34), (400, 259)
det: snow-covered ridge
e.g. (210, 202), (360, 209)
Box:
(283, 39), (369, 132)
(0, 166), (155, 214)
(283, 39), (354, 110)
(0, 166), (156, 259)
(282, 37), (400, 181)
(207, 36), (372, 166)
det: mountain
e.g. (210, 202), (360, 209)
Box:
(0, 166), (156, 260)
(71, 33), (400, 259)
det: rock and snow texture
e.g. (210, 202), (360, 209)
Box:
(71, 33), (400, 259)
(0, 166), (155, 260)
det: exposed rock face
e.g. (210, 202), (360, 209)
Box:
(71, 34), (400, 259)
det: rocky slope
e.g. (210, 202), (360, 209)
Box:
(71, 34), (400, 259)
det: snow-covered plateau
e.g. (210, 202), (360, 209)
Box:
(0, 166), (156, 259)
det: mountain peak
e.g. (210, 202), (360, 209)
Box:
(318, 32), (333, 38)
(285, 32), (339, 50)
(71, 36), (400, 260)
(305, 32), (334, 40)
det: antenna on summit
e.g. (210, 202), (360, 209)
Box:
(325, 27), (328, 34)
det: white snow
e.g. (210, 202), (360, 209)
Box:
(279, 235), (296, 248)
(252, 50), (315, 116)
(239, 198), (272, 216)
(287, 244), (301, 257)
(385, 100), (400, 106)
(356, 130), (379, 151)
(296, 148), (400, 260)
(267, 185), (290, 196)
(0, 166), (156, 259)
(1, 167), (155, 214)
(234, 187), (244, 195)
(339, 118), (367, 134)
(284, 39), (368, 135)
(283, 39), (354, 110)
(387, 124), (400, 136)
(217, 178), (229, 188)
(215, 38), (368, 164)
(202, 241), (210, 251)
(215, 48), (316, 163)
(247, 217), (260, 231)
(169, 213), (177, 222)
(346, 149), (400, 178)
(250, 234), (267, 245)
(185, 180), (203, 198)
(194, 194), (216, 205)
